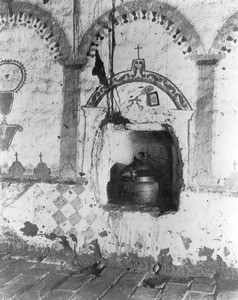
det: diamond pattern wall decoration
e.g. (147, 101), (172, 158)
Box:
(49, 184), (97, 238)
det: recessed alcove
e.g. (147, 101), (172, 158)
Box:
(90, 123), (184, 212)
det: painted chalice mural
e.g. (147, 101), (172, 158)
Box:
(0, 60), (26, 151)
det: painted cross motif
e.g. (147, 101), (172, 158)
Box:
(134, 44), (142, 59)
(15, 151), (18, 161)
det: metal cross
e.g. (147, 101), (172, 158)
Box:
(39, 153), (43, 162)
(134, 44), (142, 59)
(233, 161), (237, 171)
(15, 152), (18, 161)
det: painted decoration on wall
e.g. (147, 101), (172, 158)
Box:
(147, 91), (160, 107)
(0, 60), (26, 151)
(0, 118), (23, 151)
(34, 153), (51, 180)
(8, 152), (25, 177)
(79, 0), (201, 60)
(0, 60), (26, 94)
(0, 11), (65, 61)
(87, 57), (192, 110)
(0, 93), (14, 116)
(0, 60), (26, 116)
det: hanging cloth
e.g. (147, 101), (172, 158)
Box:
(92, 50), (109, 88)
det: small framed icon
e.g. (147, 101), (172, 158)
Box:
(147, 91), (160, 106)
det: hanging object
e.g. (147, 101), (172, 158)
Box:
(99, 112), (130, 129)
(92, 50), (109, 88)
(97, 0), (131, 129)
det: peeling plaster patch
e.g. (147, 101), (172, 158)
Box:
(224, 247), (231, 257)
(198, 246), (215, 258)
(99, 230), (108, 237)
(45, 232), (57, 241)
(88, 239), (102, 262)
(180, 235), (192, 250)
(157, 248), (173, 275)
(58, 236), (73, 252)
(44, 232), (74, 253)
(20, 221), (38, 237)
(135, 242), (143, 250)
(69, 233), (77, 243)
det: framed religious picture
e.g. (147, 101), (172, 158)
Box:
(147, 91), (160, 106)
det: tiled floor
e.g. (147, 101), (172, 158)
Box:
(0, 254), (237, 300)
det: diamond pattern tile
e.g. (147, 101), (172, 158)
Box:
(70, 197), (83, 211)
(72, 185), (85, 195)
(48, 184), (100, 240)
(53, 225), (65, 236)
(55, 184), (70, 194)
(68, 212), (82, 226)
(62, 189), (78, 202)
(52, 210), (67, 225)
(53, 196), (68, 209)
(67, 226), (78, 236)
(60, 220), (73, 233)
(60, 203), (77, 219)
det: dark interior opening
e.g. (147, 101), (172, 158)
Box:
(107, 130), (183, 212)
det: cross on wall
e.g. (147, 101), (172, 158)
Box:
(15, 152), (18, 161)
(134, 44), (142, 59)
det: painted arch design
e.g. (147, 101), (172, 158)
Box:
(86, 58), (192, 110)
(211, 10), (238, 55)
(78, 0), (205, 61)
(0, 1), (73, 61)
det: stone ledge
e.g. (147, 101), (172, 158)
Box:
(0, 175), (85, 185)
(102, 203), (165, 217)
